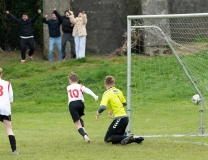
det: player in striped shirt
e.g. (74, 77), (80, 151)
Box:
(0, 68), (18, 155)
(95, 76), (144, 145)
(67, 72), (98, 143)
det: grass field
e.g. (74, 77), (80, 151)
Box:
(0, 51), (208, 160)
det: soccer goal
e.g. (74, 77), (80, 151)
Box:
(127, 13), (208, 137)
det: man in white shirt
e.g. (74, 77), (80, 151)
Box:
(67, 72), (98, 143)
(0, 68), (18, 155)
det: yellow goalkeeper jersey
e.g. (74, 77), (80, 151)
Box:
(100, 87), (127, 118)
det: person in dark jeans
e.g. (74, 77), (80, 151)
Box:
(43, 13), (62, 61)
(6, 10), (41, 64)
(53, 8), (76, 60)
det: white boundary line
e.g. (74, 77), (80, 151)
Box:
(134, 134), (208, 138)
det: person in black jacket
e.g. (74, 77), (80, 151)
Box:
(6, 10), (41, 63)
(53, 8), (76, 60)
(43, 13), (62, 61)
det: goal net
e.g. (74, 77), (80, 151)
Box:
(127, 13), (208, 137)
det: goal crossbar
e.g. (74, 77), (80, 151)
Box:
(128, 13), (208, 20)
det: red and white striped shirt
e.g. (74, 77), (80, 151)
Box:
(0, 78), (13, 115)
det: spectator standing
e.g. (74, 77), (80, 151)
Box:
(6, 10), (41, 63)
(53, 8), (76, 60)
(71, 11), (87, 59)
(43, 13), (62, 61)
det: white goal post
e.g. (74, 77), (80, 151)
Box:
(127, 13), (208, 137)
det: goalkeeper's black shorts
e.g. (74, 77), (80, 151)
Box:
(104, 116), (129, 141)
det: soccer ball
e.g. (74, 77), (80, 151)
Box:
(192, 94), (201, 105)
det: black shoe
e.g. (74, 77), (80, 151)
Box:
(121, 135), (134, 145)
(135, 137), (144, 144)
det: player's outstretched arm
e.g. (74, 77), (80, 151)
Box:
(42, 15), (49, 24)
(53, 8), (62, 22)
(6, 11), (20, 23)
(81, 11), (87, 25)
(31, 9), (41, 23)
(8, 83), (13, 103)
(95, 105), (107, 121)
(69, 10), (76, 24)
(82, 86), (98, 100)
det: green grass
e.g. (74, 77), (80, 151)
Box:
(193, 35), (208, 43)
(0, 51), (208, 160)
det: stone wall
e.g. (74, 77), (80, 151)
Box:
(42, 0), (208, 55)
(141, 0), (170, 56)
(141, 0), (169, 15)
(43, 0), (139, 56)
(168, 0), (208, 43)
(169, 0), (208, 14)
(70, 0), (141, 54)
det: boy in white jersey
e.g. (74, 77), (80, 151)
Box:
(0, 68), (18, 155)
(67, 72), (98, 143)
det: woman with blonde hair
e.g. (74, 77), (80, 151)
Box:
(70, 11), (87, 59)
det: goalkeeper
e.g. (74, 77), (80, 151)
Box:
(95, 76), (144, 145)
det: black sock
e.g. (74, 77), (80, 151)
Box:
(78, 128), (86, 137)
(8, 135), (16, 152)
(80, 119), (84, 127)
